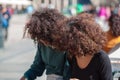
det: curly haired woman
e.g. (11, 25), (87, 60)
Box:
(66, 13), (113, 80)
(53, 13), (112, 80)
(103, 13), (120, 53)
(20, 8), (69, 80)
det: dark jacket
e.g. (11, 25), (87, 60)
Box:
(24, 43), (70, 80)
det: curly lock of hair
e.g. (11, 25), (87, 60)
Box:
(24, 8), (67, 47)
(109, 14), (120, 37)
(77, 12), (95, 21)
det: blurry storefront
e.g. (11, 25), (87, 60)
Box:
(32, 0), (77, 12)
(32, 0), (98, 11)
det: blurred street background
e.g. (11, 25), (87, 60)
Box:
(0, 0), (120, 80)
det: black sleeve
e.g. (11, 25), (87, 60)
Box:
(98, 51), (113, 80)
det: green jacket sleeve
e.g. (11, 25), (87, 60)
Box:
(24, 44), (45, 80)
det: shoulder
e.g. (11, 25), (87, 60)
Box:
(95, 51), (112, 71)
(95, 50), (110, 62)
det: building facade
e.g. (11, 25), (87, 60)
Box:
(32, 0), (77, 12)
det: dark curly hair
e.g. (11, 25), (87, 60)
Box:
(24, 9), (106, 56)
(56, 13), (107, 56)
(109, 13), (120, 37)
(24, 8), (67, 47)
(77, 12), (95, 21)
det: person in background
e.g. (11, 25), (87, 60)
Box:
(26, 5), (34, 14)
(105, 5), (111, 20)
(103, 13), (120, 53)
(98, 4), (107, 21)
(0, 5), (4, 48)
(2, 6), (11, 40)
(7, 5), (14, 16)
(20, 8), (70, 80)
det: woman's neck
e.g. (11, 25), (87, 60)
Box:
(75, 54), (94, 69)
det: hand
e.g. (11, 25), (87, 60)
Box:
(20, 76), (27, 80)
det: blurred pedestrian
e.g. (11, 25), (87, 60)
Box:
(7, 6), (14, 16)
(98, 5), (107, 21)
(103, 13), (120, 53)
(26, 5), (34, 14)
(0, 5), (4, 48)
(20, 8), (69, 80)
(2, 6), (11, 40)
(105, 5), (111, 20)
(76, 4), (84, 14)
(96, 5), (111, 32)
